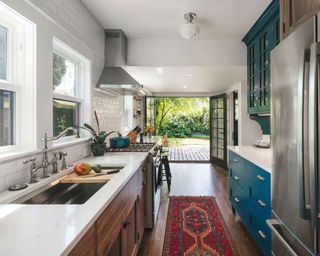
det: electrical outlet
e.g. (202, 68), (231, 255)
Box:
(83, 147), (91, 157)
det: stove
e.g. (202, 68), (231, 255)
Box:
(106, 143), (156, 152)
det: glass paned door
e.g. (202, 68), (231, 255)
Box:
(210, 94), (227, 168)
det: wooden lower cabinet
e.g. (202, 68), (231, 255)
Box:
(69, 226), (95, 256)
(136, 186), (145, 246)
(108, 229), (122, 256)
(68, 165), (146, 256)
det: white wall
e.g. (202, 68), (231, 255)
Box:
(128, 38), (246, 67)
(0, 0), (122, 192)
(226, 81), (262, 146)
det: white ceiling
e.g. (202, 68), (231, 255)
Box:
(83, 0), (271, 39)
(125, 66), (246, 93)
(82, 0), (272, 93)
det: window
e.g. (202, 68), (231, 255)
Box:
(53, 53), (76, 96)
(0, 25), (8, 81)
(0, 2), (35, 153)
(0, 90), (14, 146)
(53, 99), (79, 136)
(52, 39), (90, 140)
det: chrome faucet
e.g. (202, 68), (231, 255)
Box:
(40, 127), (80, 178)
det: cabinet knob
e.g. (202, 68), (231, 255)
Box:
(123, 221), (130, 229)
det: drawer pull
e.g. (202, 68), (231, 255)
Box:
(258, 200), (266, 207)
(234, 197), (240, 203)
(257, 175), (265, 181)
(234, 176), (240, 181)
(258, 230), (267, 239)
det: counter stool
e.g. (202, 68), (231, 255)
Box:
(158, 150), (172, 192)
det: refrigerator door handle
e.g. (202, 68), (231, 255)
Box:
(267, 219), (298, 256)
(297, 48), (311, 220)
(308, 42), (320, 229)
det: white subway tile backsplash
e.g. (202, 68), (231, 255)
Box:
(0, 162), (18, 178)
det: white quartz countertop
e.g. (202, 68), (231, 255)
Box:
(0, 152), (148, 256)
(228, 146), (272, 173)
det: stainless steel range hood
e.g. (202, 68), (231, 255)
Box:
(97, 29), (143, 95)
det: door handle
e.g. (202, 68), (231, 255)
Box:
(308, 42), (320, 228)
(258, 200), (266, 208)
(234, 197), (240, 203)
(256, 175), (265, 181)
(297, 47), (311, 220)
(234, 176), (240, 181)
(258, 230), (266, 239)
(266, 219), (298, 256)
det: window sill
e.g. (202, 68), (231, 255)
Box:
(51, 137), (90, 150)
(0, 138), (90, 164)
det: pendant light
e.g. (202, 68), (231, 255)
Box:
(180, 12), (200, 40)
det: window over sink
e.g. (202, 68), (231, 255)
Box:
(52, 39), (91, 141)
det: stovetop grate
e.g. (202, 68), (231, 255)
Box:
(106, 143), (156, 152)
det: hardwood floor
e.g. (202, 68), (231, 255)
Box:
(138, 163), (261, 256)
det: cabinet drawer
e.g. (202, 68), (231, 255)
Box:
(250, 214), (271, 256)
(230, 179), (249, 225)
(249, 183), (271, 216)
(229, 163), (246, 188)
(246, 161), (270, 192)
(229, 151), (245, 170)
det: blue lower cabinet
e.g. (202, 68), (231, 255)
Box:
(228, 150), (271, 256)
(249, 214), (271, 256)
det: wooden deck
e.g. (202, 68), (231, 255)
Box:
(167, 145), (210, 162)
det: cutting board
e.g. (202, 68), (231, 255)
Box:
(60, 170), (119, 184)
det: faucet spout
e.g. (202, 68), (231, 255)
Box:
(40, 127), (80, 178)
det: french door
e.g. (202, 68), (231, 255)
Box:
(210, 94), (227, 168)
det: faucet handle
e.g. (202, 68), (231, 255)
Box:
(58, 151), (68, 170)
(23, 157), (37, 165)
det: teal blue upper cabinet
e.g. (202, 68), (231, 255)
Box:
(243, 0), (279, 115)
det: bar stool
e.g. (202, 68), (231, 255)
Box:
(158, 148), (172, 192)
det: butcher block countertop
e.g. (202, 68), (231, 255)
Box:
(0, 152), (148, 256)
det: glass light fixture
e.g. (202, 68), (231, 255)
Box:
(180, 13), (200, 40)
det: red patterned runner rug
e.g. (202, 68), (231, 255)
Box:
(163, 196), (239, 256)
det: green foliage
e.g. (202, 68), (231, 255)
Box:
(81, 123), (118, 145)
(53, 53), (66, 89)
(82, 123), (107, 144)
(151, 97), (209, 138)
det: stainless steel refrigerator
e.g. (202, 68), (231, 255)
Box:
(268, 13), (320, 256)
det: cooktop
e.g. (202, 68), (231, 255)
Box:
(106, 143), (156, 152)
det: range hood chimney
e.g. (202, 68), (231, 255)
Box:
(97, 29), (143, 94)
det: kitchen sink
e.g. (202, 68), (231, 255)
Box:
(11, 182), (106, 205)
(10, 165), (125, 205)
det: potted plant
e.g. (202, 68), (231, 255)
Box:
(82, 111), (115, 156)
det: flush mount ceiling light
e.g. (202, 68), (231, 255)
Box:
(180, 12), (200, 40)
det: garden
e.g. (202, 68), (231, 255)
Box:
(146, 97), (210, 148)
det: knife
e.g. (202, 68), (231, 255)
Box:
(81, 169), (120, 178)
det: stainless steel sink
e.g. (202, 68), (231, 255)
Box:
(10, 165), (124, 205)
(11, 182), (106, 205)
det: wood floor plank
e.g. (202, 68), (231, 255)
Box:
(138, 163), (261, 256)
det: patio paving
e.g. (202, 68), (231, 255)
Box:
(167, 145), (210, 162)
